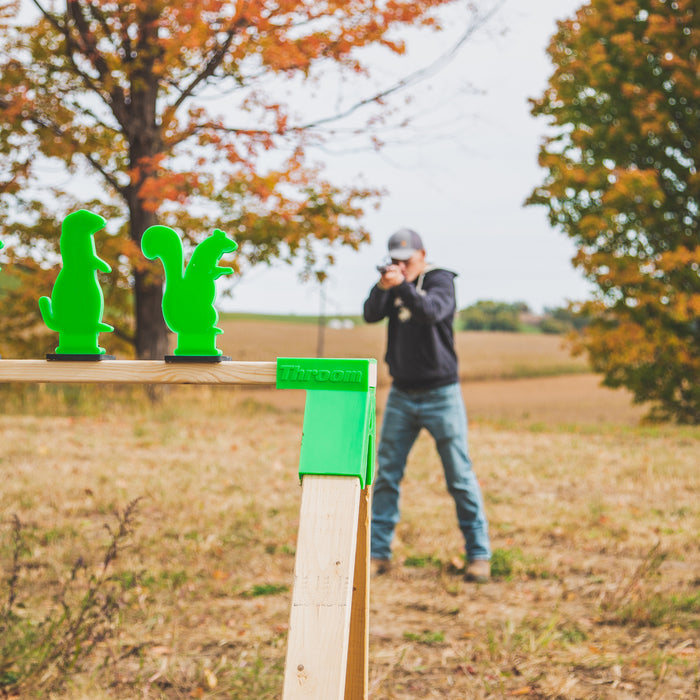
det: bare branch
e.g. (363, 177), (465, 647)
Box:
(29, 114), (125, 195)
(170, 25), (243, 113)
(31, 0), (123, 120)
(294, 1), (506, 130)
(166, 2), (504, 138)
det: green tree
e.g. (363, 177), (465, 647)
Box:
(540, 305), (590, 334)
(0, 0), (499, 358)
(458, 300), (528, 332)
(528, 0), (700, 423)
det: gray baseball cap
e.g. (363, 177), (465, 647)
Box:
(387, 228), (424, 260)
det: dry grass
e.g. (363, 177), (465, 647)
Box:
(0, 321), (698, 698)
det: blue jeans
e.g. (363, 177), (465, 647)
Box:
(371, 383), (491, 562)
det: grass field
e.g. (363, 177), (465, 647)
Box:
(1, 320), (698, 699)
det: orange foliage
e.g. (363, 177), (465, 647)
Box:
(528, 0), (700, 422)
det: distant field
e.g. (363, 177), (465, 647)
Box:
(220, 311), (363, 326)
(217, 317), (644, 426)
(218, 317), (589, 381)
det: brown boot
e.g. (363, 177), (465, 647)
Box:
(370, 558), (391, 576)
(464, 559), (490, 583)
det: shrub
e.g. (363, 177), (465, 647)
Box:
(0, 500), (140, 695)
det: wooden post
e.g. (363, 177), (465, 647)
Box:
(281, 480), (371, 700)
(344, 485), (371, 700)
(277, 358), (376, 700)
(282, 476), (361, 699)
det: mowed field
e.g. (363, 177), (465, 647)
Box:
(1, 319), (698, 699)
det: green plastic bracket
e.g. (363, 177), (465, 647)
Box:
(277, 358), (376, 488)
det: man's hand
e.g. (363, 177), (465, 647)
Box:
(378, 264), (405, 289)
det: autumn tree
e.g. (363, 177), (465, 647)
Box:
(528, 0), (700, 423)
(0, 0), (498, 359)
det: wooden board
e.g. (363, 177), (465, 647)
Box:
(344, 485), (371, 700)
(0, 359), (277, 385)
(283, 476), (362, 699)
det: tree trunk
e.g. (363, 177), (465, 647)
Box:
(128, 190), (170, 360)
(122, 47), (171, 360)
(134, 270), (170, 360)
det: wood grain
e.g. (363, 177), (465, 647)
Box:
(0, 360), (277, 385)
(283, 476), (361, 699)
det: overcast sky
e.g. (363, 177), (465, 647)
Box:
(224, 0), (590, 317)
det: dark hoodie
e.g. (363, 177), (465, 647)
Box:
(363, 266), (459, 391)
